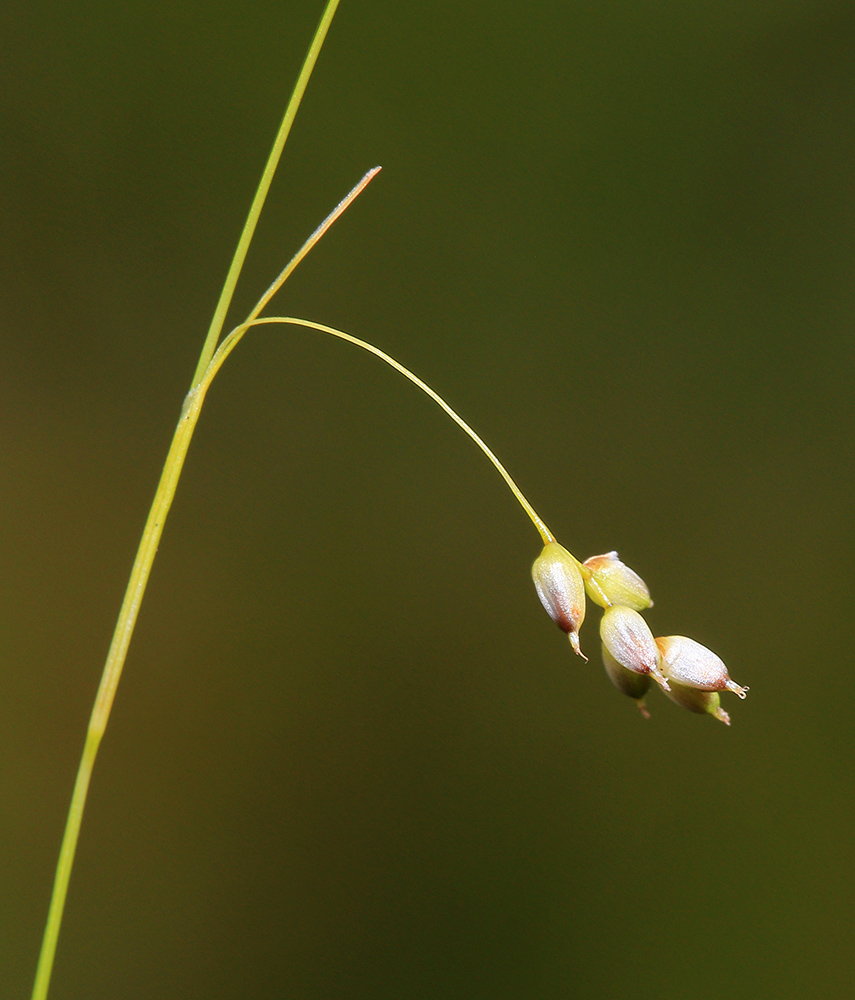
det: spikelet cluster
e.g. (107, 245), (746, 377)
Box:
(532, 544), (748, 723)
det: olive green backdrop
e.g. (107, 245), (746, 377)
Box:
(2, 1), (853, 997)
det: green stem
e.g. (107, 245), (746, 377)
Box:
(191, 0), (342, 386)
(203, 316), (556, 544)
(31, 4), (342, 998)
(30, 408), (200, 1000)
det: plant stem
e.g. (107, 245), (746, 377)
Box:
(31, 3), (342, 998)
(30, 406), (199, 1000)
(201, 316), (556, 545)
(191, 0), (342, 387)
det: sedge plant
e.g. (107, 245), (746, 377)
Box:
(30, 2), (749, 997)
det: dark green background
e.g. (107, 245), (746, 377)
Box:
(2, 2), (853, 997)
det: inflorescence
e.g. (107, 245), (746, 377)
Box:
(532, 543), (748, 723)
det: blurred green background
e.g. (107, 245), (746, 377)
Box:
(2, 1), (853, 997)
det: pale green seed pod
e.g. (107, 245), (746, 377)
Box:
(532, 541), (587, 659)
(582, 551), (652, 611)
(599, 605), (670, 691)
(659, 681), (732, 725)
(601, 644), (652, 718)
(655, 636), (748, 699)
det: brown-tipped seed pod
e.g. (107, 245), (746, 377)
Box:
(582, 551), (652, 611)
(599, 605), (670, 691)
(601, 644), (652, 718)
(655, 636), (748, 699)
(532, 542), (587, 659)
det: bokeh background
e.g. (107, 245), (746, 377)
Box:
(2, 1), (854, 997)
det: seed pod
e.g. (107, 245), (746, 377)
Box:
(532, 542), (587, 659)
(582, 551), (652, 611)
(660, 681), (732, 725)
(600, 605), (670, 691)
(601, 644), (652, 718)
(655, 636), (748, 698)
